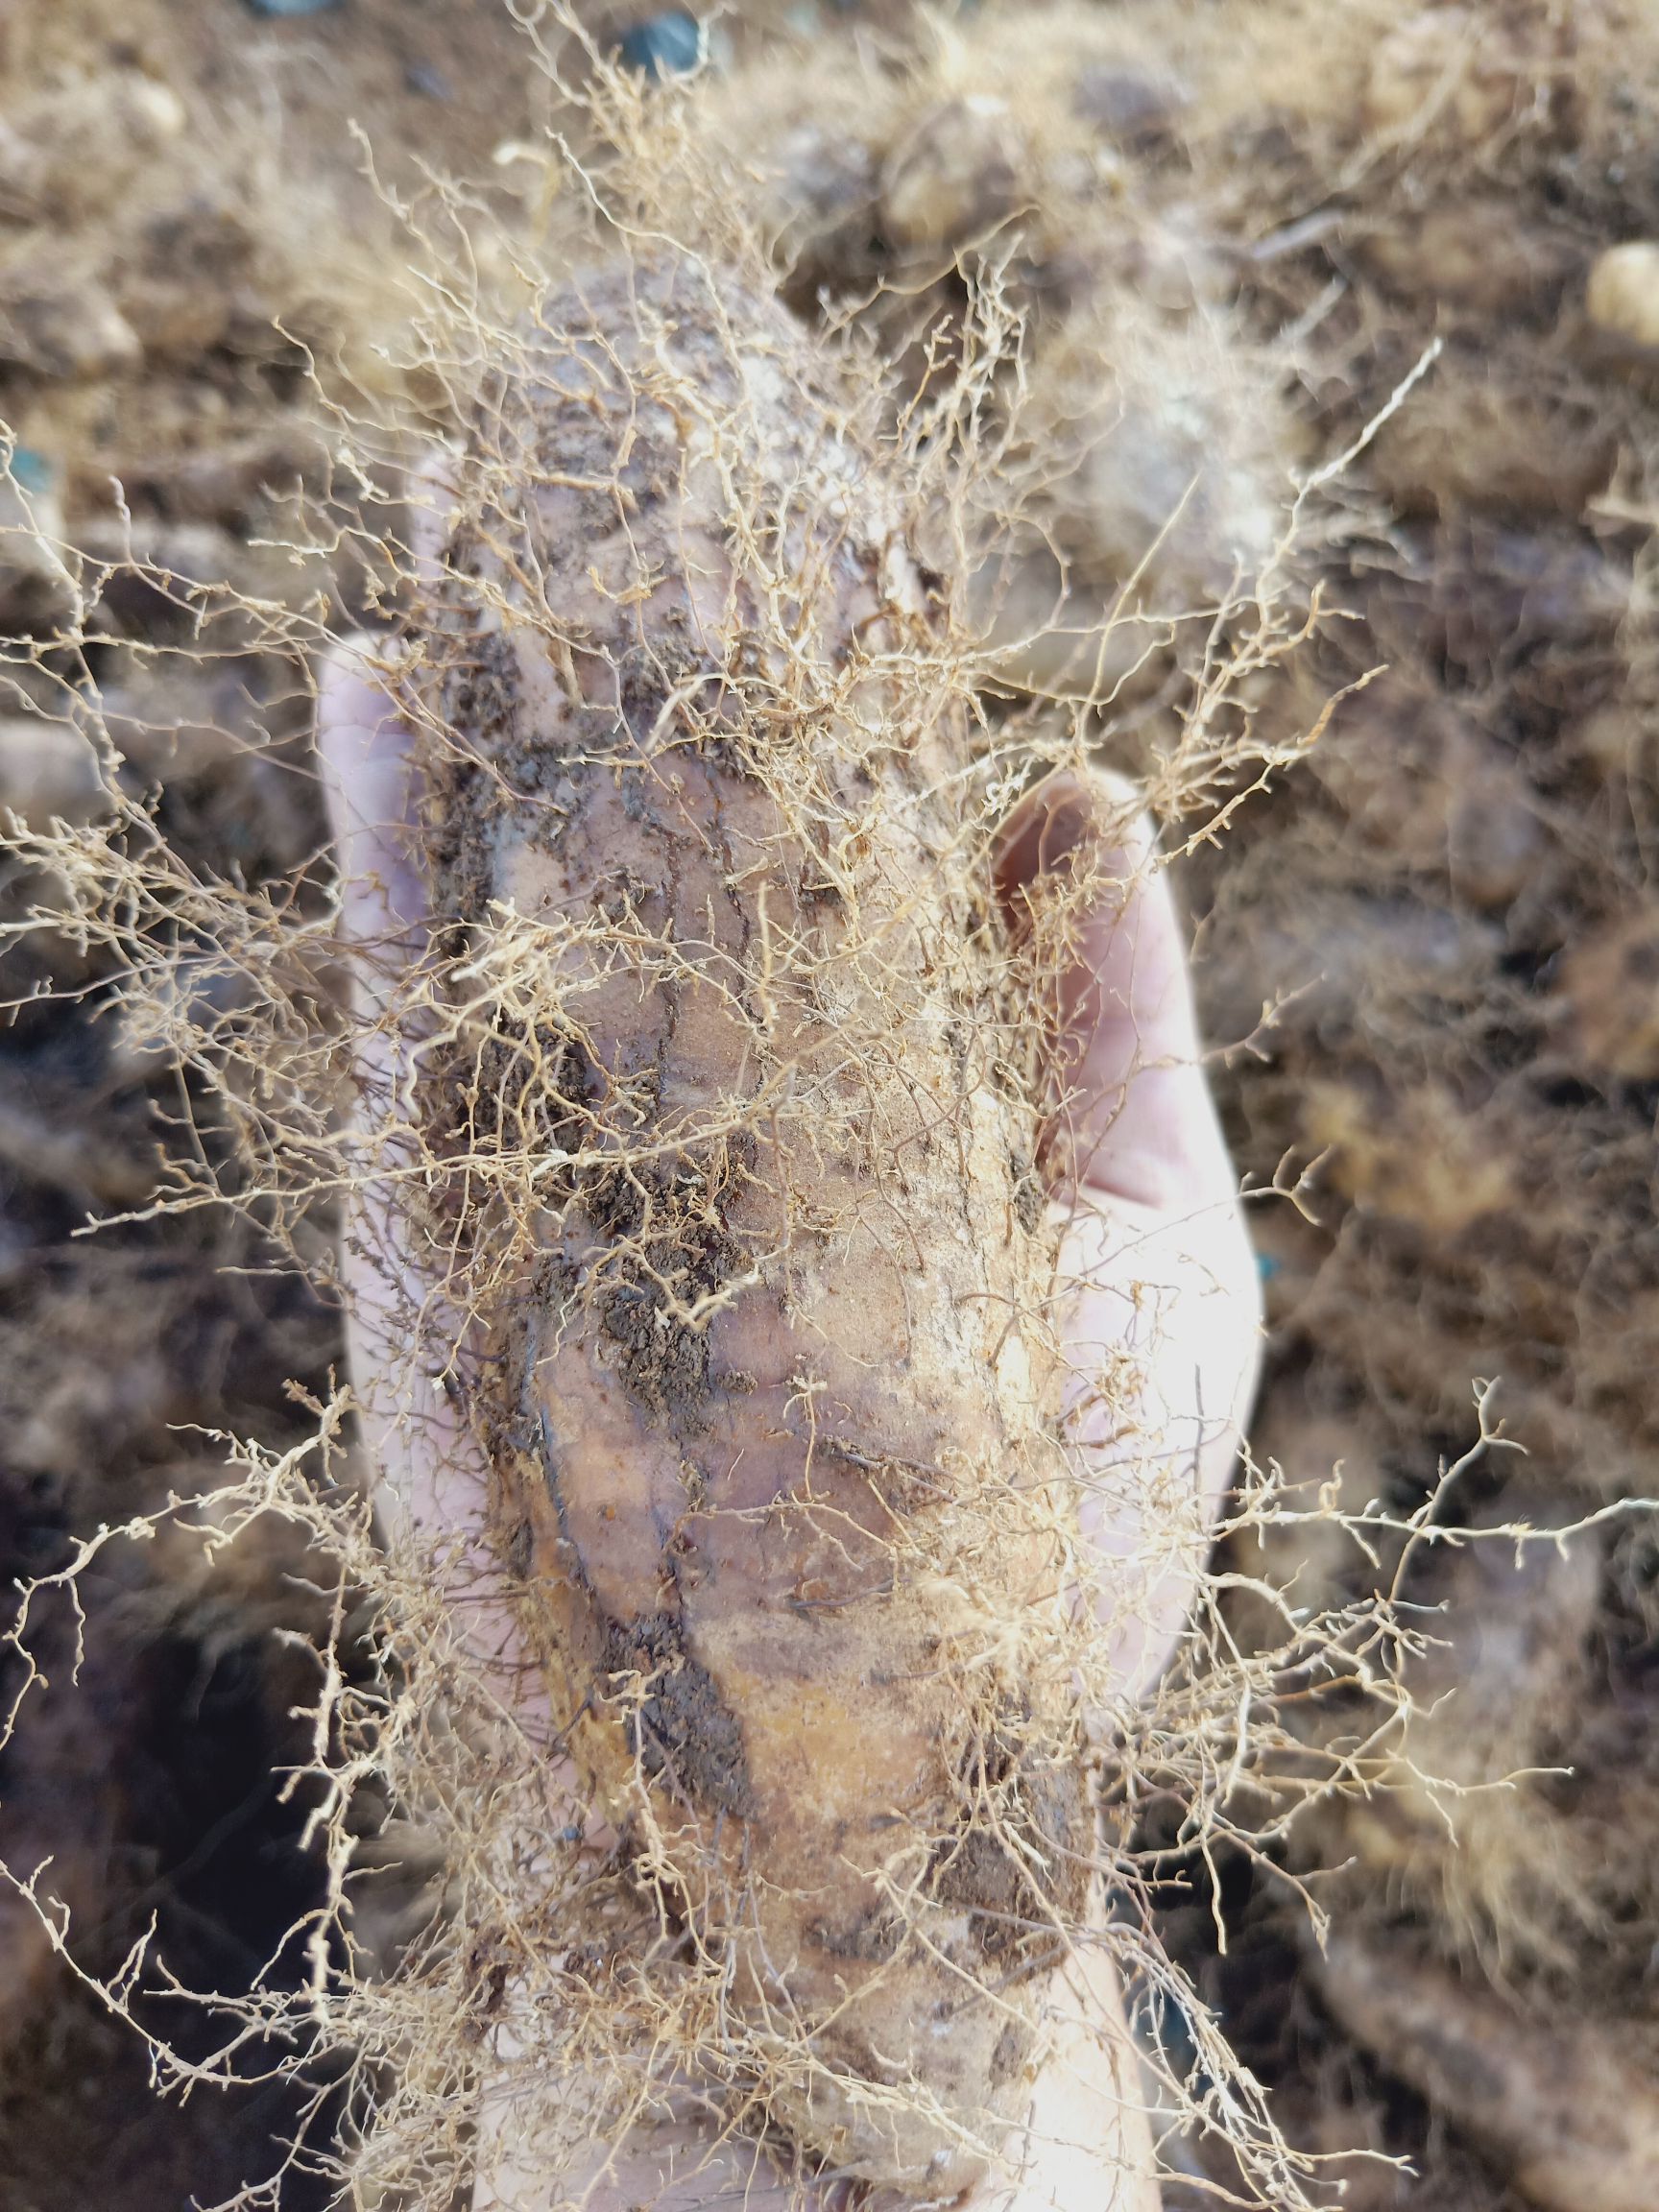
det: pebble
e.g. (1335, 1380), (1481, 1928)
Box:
(1362, 7), (1551, 147)
(0, 73), (185, 224)
(1359, 198), (1576, 316)
(1554, 906), (1659, 1081)
(0, 1092), (156, 1208)
(108, 957), (252, 1082)
(1073, 65), (1189, 147)
(1446, 759), (1546, 912)
(617, 12), (705, 80)
(0, 455), (77, 637)
(74, 518), (241, 637)
(100, 659), (275, 785)
(0, 266), (141, 381)
(243, 0), (342, 16)
(1303, 1073), (1516, 1236)
(1312, 679), (1548, 913)
(0, 717), (106, 824)
(1371, 375), (1614, 519)
(879, 95), (1024, 253)
(115, 198), (255, 365)
(109, 423), (330, 533)
(1586, 240), (1659, 353)
(404, 60), (452, 101)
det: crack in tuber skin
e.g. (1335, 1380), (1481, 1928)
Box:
(403, 253), (1094, 2194)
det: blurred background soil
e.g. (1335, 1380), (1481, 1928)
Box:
(2, 1), (1658, 2206)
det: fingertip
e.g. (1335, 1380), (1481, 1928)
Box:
(994, 765), (1152, 931)
(404, 447), (462, 577)
(996, 764), (1222, 1210)
(317, 633), (403, 789)
(315, 632), (429, 950)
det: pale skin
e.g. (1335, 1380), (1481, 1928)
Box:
(319, 647), (1262, 2212)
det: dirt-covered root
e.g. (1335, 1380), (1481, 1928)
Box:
(397, 247), (1100, 2192)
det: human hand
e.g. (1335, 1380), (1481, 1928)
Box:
(318, 648), (1260, 2211)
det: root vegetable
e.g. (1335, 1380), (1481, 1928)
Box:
(404, 254), (1089, 2192)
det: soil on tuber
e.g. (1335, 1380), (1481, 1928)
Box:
(401, 252), (1094, 2193)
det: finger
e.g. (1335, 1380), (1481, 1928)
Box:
(994, 766), (1232, 1214)
(1056, 1191), (1261, 1700)
(474, 1967), (1160, 2212)
(316, 442), (461, 984)
(999, 1946), (1162, 2212)
(474, 2094), (810, 2212)
(317, 639), (558, 1729)
(996, 767), (1261, 1698)
(316, 637), (430, 986)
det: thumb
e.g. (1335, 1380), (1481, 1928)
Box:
(994, 764), (1233, 1213)
(996, 765), (1262, 1698)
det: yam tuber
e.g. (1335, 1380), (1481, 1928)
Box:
(401, 253), (1090, 2192)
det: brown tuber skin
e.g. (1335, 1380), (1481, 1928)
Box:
(406, 256), (1089, 2193)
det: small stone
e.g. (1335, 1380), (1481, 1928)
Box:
(75, 518), (241, 637)
(114, 199), (255, 366)
(0, 72), (185, 224)
(0, 267), (142, 381)
(617, 12), (705, 80)
(243, 0), (342, 15)
(1554, 906), (1659, 1081)
(0, 718), (105, 824)
(0, 453), (77, 636)
(404, 60), (452, 100)
(1447, 766), (1546, 912)
(1371, 375), (1614, 518)
(100, 656), (277, 786)
(1358, 197), (1576, 315)
(108, 956), (252, 1081)
(776, 127), (878, 228)
(1362, 7), (1566, 147)
(108, 423), (330, 533)
(1303, 1075), (1516, 1236)
(8, 447), (53, 497)
(1073, 65), (1189, 147)
(1586, 240), (1659, 353)
(880, 95), (1025, 253)
(1311, 677), (1548, 912)
(1575, 702), (1643, 776)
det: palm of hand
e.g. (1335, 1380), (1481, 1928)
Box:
(319, 651), (1260, 2212)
